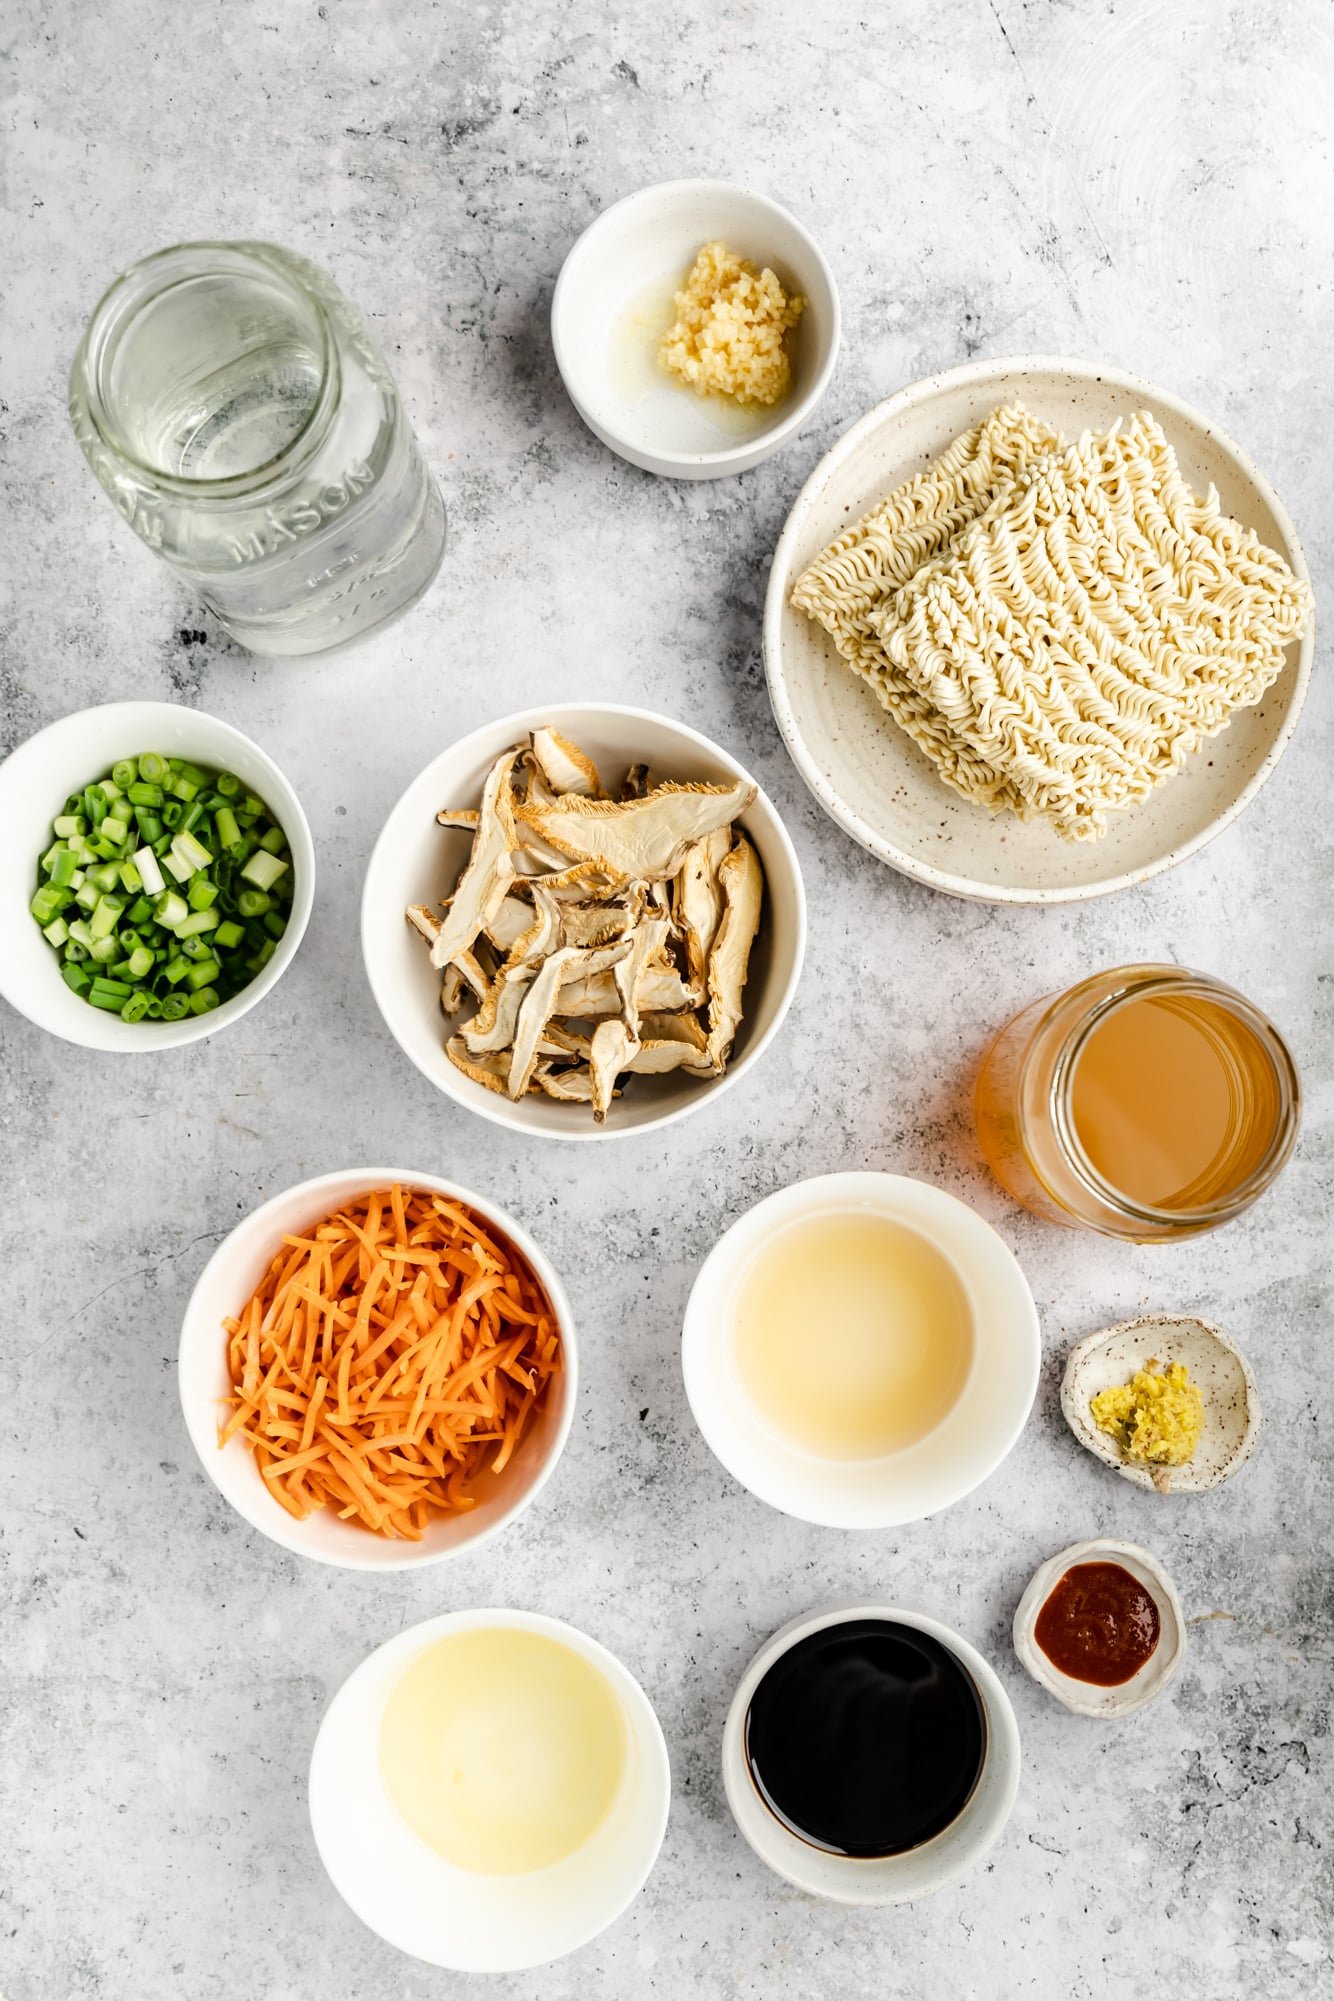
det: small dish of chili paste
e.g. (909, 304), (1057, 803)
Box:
(1012, 1538), (1186, 1718)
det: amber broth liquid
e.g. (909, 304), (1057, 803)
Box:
(1067, 991), (1283, 1211)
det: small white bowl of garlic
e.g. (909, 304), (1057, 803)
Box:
(551, 179), (840, 479)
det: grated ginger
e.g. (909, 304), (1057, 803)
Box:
(1090, 1360), (1204, 1467)
(658, 241), (804, 407)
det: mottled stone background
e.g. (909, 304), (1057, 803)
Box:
(2, 3), (1331, 1997)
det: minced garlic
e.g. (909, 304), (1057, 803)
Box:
(1090, 1360), (1204, 1467)
(658, 241), (804, 407)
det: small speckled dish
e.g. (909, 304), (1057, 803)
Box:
(551, 179), (840, 479)
(1061, 1314), (1262, 1495)
(764, 356), (1314, 902)
(1013, 1538), (1186, 1719)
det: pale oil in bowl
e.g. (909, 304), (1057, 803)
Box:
(378, 1628), (627, 1875)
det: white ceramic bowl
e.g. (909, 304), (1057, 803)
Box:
(178, 1168), (577, 1570)
(0, 699), (314, 1048)
(309, 1606), (671, 1971)
(765, 355), (1314, 902)
(552, 178), (840, 479)
(1061, 1314), (1262, 1495)
(681, 1172), (1040, 1528)
(722, 1603), (1021, 1904)
(1012, 1538), (1186, 1719)
(361, 702), (806, 1141)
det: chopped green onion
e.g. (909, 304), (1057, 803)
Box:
(134, 847), (166, 896)
(213, 806), (241, 852)
(173, 829), (213, 873)
(240, 849), (288, 891)
(89, 895), (124, 941)
(33, 750), (293, 1023)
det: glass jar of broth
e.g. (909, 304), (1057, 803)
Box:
(68, 241), (446, 657)
(974, 965), (1300, 1242)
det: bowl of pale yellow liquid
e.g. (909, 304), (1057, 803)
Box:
(682, 1173), (1041, 1528)
(309, 1610), (670, 1971)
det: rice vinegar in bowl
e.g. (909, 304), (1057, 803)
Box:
(681, 1172), (1041, 1529)
(732, 1212), (974, 1462)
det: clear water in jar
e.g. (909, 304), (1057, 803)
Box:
(77, 248), (445, 657)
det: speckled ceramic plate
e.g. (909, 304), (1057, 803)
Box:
(764, 356), (1314, 903)
(1061, 1314), (1262, 1495)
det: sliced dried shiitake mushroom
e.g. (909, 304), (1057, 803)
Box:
(404, 727), (764, 1120)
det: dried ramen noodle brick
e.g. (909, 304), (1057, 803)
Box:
(878, 414), (1312, 840)
(790, 404), (1064, 814)
(792, 402), (1313, 840)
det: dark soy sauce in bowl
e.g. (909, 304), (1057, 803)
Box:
(744, 1617), (987, 1856)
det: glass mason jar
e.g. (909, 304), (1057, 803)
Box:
(974, 965), (1300, 1242)
(68, 241), (446, 657)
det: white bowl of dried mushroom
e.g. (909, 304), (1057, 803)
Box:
(361, 705), (806, 1139)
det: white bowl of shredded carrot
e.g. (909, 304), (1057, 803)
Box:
(178, 1170), (576, 1568)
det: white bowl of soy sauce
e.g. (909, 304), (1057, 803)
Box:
(722, 1604), (1021, 1903)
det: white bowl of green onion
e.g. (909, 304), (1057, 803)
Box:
(0, 699), (314, 1049)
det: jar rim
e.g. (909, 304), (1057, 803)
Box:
(72, 240), (338, 496)
(1041, 969), (1301, 1229)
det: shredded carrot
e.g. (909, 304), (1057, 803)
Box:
(220, 1186), (561, 1540)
